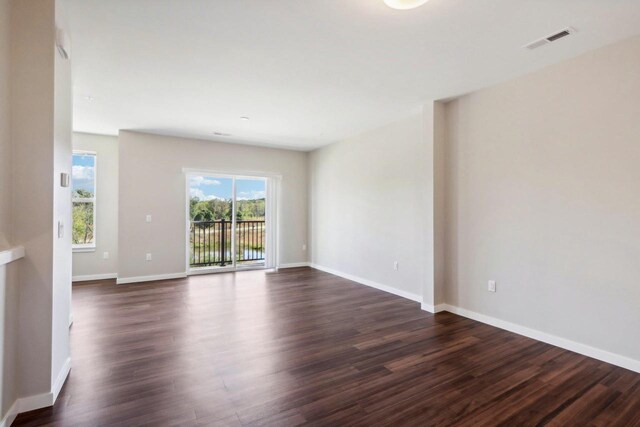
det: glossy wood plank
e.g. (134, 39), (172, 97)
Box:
(13, 267), (640, 426)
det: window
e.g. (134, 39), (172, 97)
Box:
(72, 152), (96, 250)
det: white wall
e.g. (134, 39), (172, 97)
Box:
(117, 131), (308, 281)
(0, 0), (19, 422)
(11, 0), (56, 400)
(444, 35), (640, 362)
(10, 0), (71, 410)
(0, 261), (18, 424)
(309, 114), (431, 301)
(0, 0), (10, 248)
(433, 102), (446, 306)
(72, 133), (119, 279)
(51, 0), (72, 395)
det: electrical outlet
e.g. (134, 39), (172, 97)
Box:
(146, 253), (152, 261)
(488, 280), (496, 292)
(393, 261), (399, 271)
(146, 215), (152, 223)
(302, 244), (307, 251)
(103, 251), (109, 260)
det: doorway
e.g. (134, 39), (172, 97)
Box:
(186, 172), (275, 273)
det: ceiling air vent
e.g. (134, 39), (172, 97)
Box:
(523, 27), (576, 50)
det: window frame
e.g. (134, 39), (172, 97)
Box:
(72, 150), (97, 252)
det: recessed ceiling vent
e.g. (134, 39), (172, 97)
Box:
(523, 27), (576, 50)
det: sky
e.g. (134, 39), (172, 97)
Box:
(189, 175), (266, 201)
(72, 154), (96, 194)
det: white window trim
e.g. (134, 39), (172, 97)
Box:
(72, 150), (97, 252)
(73, 245), (96, 253)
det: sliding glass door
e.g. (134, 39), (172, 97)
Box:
(187, 173), (269, 272)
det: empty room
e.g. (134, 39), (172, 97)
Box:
(1, 0), (639, 426)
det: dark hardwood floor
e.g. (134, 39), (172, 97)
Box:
(13, 267), (640, 426)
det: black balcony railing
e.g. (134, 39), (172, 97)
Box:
(190, 219), (265, 268)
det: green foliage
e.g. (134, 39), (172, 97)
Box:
(189, 196), (266, 266)
(236, 198), (265, 220)
(73, 188), (94, 199)
(72, 202), (94, 244)
(189, 197), (265, 221)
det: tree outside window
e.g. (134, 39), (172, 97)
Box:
(72, 152), (96, 249)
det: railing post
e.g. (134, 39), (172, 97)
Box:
(220, 218), (226, 266)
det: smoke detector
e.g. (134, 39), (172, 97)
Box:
(523, 27), (577, 50)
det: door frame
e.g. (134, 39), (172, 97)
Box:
(183, 167), (280, 275)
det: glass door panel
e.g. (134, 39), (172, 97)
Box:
(235, 178), (266, 268)
(189, 176), (233, 268)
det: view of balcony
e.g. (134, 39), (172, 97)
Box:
(190, 219), (265, 268)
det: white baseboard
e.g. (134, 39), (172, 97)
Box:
(72, 273), (117, 282)
(52, 357), (71, 402)
(309, 263), (421, 303)
(278, 262), (310, 269)
(116, 272), (187, 285)
(441, 304), (640, 374)
(421, 302), (446, 313)
(16, 391), (53, 415)
(1, 358), (72, 423)
(0, 400), (18, 427)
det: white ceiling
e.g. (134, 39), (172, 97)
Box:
(65, 0), (640, 150)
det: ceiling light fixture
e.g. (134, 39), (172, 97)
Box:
(240, 116), (250, 121)
(384, 0), (429, 10)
